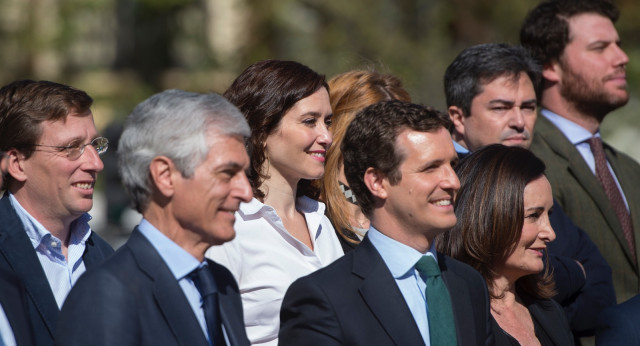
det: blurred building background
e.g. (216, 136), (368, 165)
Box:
(2, 0), (639, 247)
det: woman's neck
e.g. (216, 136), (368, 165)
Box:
(490, 275), (518, 310)
(262, 174), (300, 218)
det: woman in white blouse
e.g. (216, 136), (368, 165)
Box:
(206, 60), (344, 345)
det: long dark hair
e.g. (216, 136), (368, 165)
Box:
(224, 60), (328, 201)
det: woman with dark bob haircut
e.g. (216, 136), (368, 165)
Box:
(206, 60), (343, 345)
(438, 144), (573, 345)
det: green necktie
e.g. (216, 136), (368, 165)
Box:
(415, 256), (457, 346)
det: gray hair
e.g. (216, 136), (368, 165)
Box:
(118, 89), (250, 213)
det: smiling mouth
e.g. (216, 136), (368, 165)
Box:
(432, 199), (452, 206)
(528, 247), (545, 256)
(72, 182), (94, 190)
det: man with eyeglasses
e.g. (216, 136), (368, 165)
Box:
(0, 80), (114, 346)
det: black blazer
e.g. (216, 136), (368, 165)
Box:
(0, 194), (114, 346)
(0, 268), (34, 346)
(56, 227), (250, 346)
(279, 236), (493, 345)
(492, 296), (573, 345)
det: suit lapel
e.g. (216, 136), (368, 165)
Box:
(127, 229), (209, 346)
(605, 144), (640, 268)
(353, 238), (424, 346)
(208, 261), (247, 346)
(439, 255), (476, 346)
(536, 117), (632, 260)
(0, 196), (59, 339)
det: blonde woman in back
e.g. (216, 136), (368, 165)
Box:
(322, 70), (411, 253)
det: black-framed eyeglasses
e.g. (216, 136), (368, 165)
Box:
(32, 137), (109, 161)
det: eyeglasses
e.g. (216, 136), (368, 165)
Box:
(32, 137), (109, 161)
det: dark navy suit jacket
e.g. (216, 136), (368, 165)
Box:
(0, 194), (114, 346)
(596, 294), (640, 345)
(279, 236), (493, 346)
(0, 268), (35, 346)
(56, 228), (250, 346)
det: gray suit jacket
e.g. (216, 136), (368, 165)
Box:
(56, 228), (250, 346)
(531, 115), (640, 302)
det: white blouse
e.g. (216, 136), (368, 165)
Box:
(205, 196), (344, 345)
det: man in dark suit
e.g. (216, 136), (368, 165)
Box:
(521, 0), (640, 305)
(279, 101), (492, 346)
(0, 152), (34, 346)
(56, 90), (252, 346)
(0, 80), (114, 346)
(443, 42), (615, 339)
(596, 294), (640, 345)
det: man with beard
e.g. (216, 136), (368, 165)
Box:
(521, 0), (640, 305)
(444, 42), (615, 339)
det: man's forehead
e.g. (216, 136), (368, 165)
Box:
(566, 13), (618, 43)
(37, 111), (97, 142)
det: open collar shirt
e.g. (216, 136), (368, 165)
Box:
(9, 193), (91, 308)
(205, 196), (343, 346)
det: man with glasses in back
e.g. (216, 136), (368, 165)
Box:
(0, 80), (114, 346)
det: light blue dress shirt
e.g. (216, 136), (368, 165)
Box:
(136, 219), (217, 344)
(541, 109), (629, 210)
(9, 193), (90, 308)
(0, 303), (16, 346)
(368, 226), (438, 346)
(453, 141), (470, 155)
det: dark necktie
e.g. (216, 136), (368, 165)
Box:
(190, 266), (227, 346)
(587, 136), (636, 263)
(415, 256), (457, 346)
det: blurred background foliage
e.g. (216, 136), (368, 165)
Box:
(1, 0), (639, 241)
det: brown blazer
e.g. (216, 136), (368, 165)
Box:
(531, 115), (640, 302)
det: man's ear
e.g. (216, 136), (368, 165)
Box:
(6, 149), (27, 183)
(149, 156), (177, 198)
(364, 167), (388, 200)
(448, 105), (466, 139)
(543, 61), (561, 83)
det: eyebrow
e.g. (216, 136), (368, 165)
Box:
(525, 206), (545, 213)
(217, 162), (245, 171)
(488, 99), (537, 106)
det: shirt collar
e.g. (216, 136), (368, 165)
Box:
(239, 196), (327, 241)
(240, 196), (325, 215)
(453, 141), (470, 155)
(137, 218), (202, 280)
(541, 109), (600, 145)
(9, 192), (92, 249)
(367, 226), (438, 279)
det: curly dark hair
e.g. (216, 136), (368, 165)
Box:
(520, 0), (619, 67)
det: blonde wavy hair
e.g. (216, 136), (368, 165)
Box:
(322, 70), (411, 245)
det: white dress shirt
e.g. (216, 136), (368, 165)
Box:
(206, 196), (343, 346)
